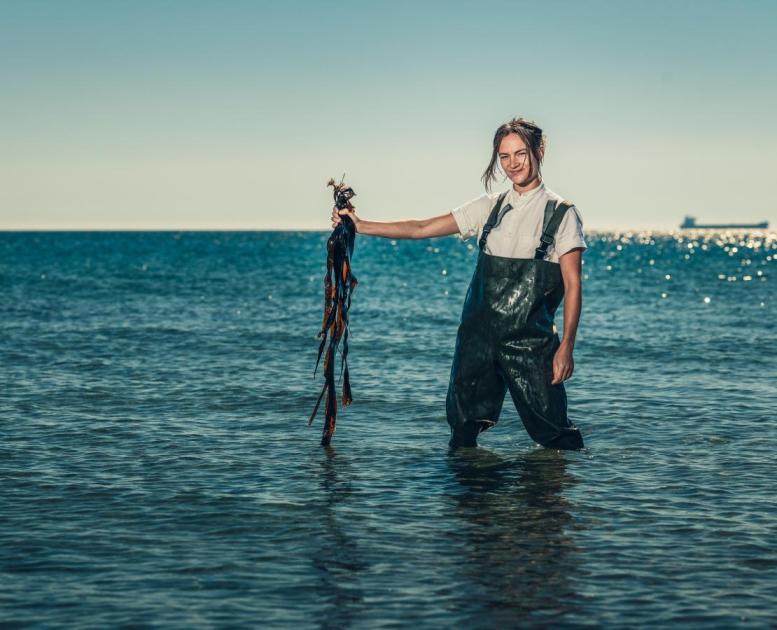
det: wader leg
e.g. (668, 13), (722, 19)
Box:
(446, 334), (507, 449)
(497, 342), (584, 451)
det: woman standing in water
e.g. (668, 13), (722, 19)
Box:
(331, 117), (586, 450)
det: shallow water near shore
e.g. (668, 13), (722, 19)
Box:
(1, 229), (776, 628)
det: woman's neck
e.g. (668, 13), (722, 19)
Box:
(512, 177), (542, 196)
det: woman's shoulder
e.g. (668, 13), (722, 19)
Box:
(544, 186), (582, 218)
(478, 190), (510, 211)
(470, 190), (505, 204)
(453, 190), (503, 214)
(543, 185), (571, 205)
(451, 190), (507, 238)
(489, 189), (512, 202)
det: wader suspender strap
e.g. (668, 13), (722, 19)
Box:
(478, 192), (511, 251)
(541, 199), (555, 233)
(534, 199), (573, 260)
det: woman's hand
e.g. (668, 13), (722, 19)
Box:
(331, 206), (361, 232)
(551, 344), (574, 385)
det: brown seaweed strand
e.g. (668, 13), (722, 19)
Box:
(320, 239), (351, 445)
(321, 242), (334, 330)
(313, 240), (335, 378)
(311, 233), (347, 443)
(312, 176), (358, 446)
(339, 262), (357, 407)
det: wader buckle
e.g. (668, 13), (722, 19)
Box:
(534, 235), (554, 260)
(478, 226), (493, 251)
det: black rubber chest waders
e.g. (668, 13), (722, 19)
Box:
(446, 192), (585, 450)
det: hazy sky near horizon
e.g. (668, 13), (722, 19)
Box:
(2, 0), (776, 231)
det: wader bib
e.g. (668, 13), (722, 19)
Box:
(446, 191), (585, 450)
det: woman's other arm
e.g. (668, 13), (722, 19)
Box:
(331, 207), (459, 239)
(551, 247), (584, 385)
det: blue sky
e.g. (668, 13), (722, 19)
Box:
(1, 0), (776, 230)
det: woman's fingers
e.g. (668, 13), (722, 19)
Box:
(551, 362), (560, 385)
(331, 206), (355, 224)
(551, 357), (574, 384)
(330, 206), (359, 233)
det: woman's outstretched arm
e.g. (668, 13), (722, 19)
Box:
(331, 206), (459, 240)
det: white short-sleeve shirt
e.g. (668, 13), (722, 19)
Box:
(451, 181), (587, 263)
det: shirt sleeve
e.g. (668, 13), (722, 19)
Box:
(553, 205), (587, 257)
(451, 194), (494, 241)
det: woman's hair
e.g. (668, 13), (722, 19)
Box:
(481, 117), (547, 192)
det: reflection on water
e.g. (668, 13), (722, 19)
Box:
(447, 448), (582, 626)
(312, 446), (368, 630)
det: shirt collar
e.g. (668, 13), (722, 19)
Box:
(509, 180), (545, 201)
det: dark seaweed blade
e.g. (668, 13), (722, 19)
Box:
(310, 214), (357, 446)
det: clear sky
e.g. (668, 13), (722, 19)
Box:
(2, 0), (776, 231)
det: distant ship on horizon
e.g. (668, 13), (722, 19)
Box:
(680, 216), (769, 230)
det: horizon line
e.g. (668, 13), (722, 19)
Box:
(1, 226), (774, 236)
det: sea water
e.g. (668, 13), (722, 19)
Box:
(1, 230), (775, 627)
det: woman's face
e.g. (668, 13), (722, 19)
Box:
(498, 133), (540, 187)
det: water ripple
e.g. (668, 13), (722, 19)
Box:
(1, 230), (776, 628)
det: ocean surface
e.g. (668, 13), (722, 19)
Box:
(1, 229), (776, 628)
